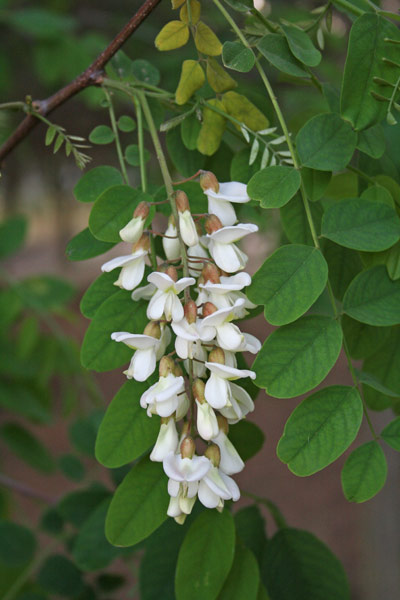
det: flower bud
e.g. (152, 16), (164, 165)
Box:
(205, 214), (223, 234)
(202, 263), (220, 284)
(175, 190), (190, 213)
(216, 414), (229, 435)
(133, 232), (150, 252)
(180, 436), (195, 458)
(203, 302), (217, 317)
(165, 265), (178, 282)
(208, 347), (225, 364)
(200, 170), (219, 193)
(192, 378), (206, 404)
(159, 355), (175, 377)
(180, 421), (190, 440)
(163, 215), (180, 260)
(174, 363), (183, 377)
(133, 201), (150, 220)
(143, 321), (161, 339)
(204, 443), (221, 467)
(184, 300), (197, 324)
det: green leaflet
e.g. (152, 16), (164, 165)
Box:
(257, 34), (310, 78)
(253, 315), (343, 398)
(341, 441), (387, 502)
(228, 420), (264, 462)
(175, 509), (235, 600)
(296, 113), (357, 171)
(0, 521), (36, 566)
(357, 124), (385, 159)
(343, 265), (400, 325)
(381, 417), (400, 452)
(281, 23), (321, 67)
(89, 125), (114, 144)
(105, 458), (169, 547)
(322, 241), (362, 301)
(277, 386), (363, 476)
(262, 528), (350, 600)
(95, 378), (160, 468)
(218, 543), (260, 600)
(81, 293), (147, 372)
(89, 185), (153, 243)
(280, 195), (323, 246)
(341, 315), (390, 360)
(58, 485), (110, 528)
(248, 245), (328, 326)
(66, 227), (116, 262)
(166, 126), (206, 176)
(222, 40), (255, 72)
(341, 14), (400, 131)
(0, 423), (55, 473)
(38, 554), (84, 597)
(80, 271), (119, 319)
(301, 168), (331, 202)
(0, 215), (27, 259)
(321, 198), (400, 252)
(363, 328), (400, 402)
(234, 505), (267, 564)
(73, 166), (123, 203)
(248, 166), (301, 209)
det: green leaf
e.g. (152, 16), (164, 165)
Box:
(175, 509), (235, 600)
(38, 554), (84, 597)
(248, 245), (328, 326)
(156, 20), (189, 50)
(19, 275), (75, 311)
(301, 168), (331, 202)
(194, 22), (222, 56)
(228, 420), (264, 462)
(357, 124), (385, 158)
(89, 185), (152, 243)
(66, 227), (116, 261)
(131, 59), (161, 86)
(197, 98), (226, 156)
(58, 485), (110, 528)
(248, 166), (301, 209)
(321, 198), (400, 252)
(296, 113), (357, 171)
(175, 59), (205, 105)
(262, 528), (350, 600)
(363, 328), (400, 399)
(0, 216), (27, 259)
(280, 195), (323, 246)
(89, 125), (115, 145)
(234, 505), (267, 563)
(341, 14), (400, 131)
(81, 293), (147, 371)
(277, 386), (363, 476)
(105, 458), (169, 547)
(0, 521), (36, 566)
(80, 271), (118, 319)
(167, 126), (206, 176)
(323, 241), (362, 301)
(361, 184), (394, 208)
(230, 147), (262, 183)
(341, 441), (387, 502)
(356, 369), (399, 398)
(381, 417), (400, 451)
(0, 382), (50, 423)
(74, 166), (123, 203)
(0, 423), (55, 473)
(73, 499), (119, 571)
(281, 23), (321, 67)
(95, 379), (159, 468)
(118, 115), (136, 132)
(223, 0), (253, 12)
(69, 411), (104, 457)
(222, 41), (255, 72)
(125, 144), (151, 166)
(253, 316), (343, 398)
(58, 454), (85, 481)
(222, 91), (269, 132)
(342, 315), (389, 360)
(181, 113), (202, 150)
(218, 542), (260, 600)
(257, 34), (310, 78)
(343, 265), (400, 325)
(206, 57), (237, 93)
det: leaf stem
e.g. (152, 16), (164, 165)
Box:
(103, 86), (129, 185)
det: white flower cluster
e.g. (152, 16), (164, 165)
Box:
(101, 171), (260, 523)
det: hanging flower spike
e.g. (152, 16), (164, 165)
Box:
(198, 444), (240, 510)
(110, 321), (171, 381)
(200, 299), (250, 351)
(212, 415), (244, 475)
(204, 347), (256, 409)
(150, 417), (179, 462)
(164, 437), (211, 523)
(203, 215), (258, 273)
(163, 214), (180, 260)
(147, 266), (195, 322)
(140, 355), (187, 417)
(193, 378), (219, 441)
(101, 233), (149, 290)
(119, 201), (149, 244)
(175, 190), (199, 247)
(200, 265), (256, 316)
(200, 170), (250, 227)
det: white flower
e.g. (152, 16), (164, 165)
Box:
(187, 242), (209, 277)
(163, 219), (180, 260)
(219, 381), (255, 424)
(172, 317), (214, 360)
(163, 451), (211, 484)
(204, 181), (250, 226)
(150, 418), (179, 462)
(119, 216), (145, 244)
(146, 272), (195, 322)
(199, 298), (247, 351)
(140, 372), (186, 417)
(179, 210), (199, 247)
(212, 429), (244, 475)
(203, 223), (258, 273)
(198, 465), (240, 509)
(131, 282), (156, 301)
(204, 362), (256, 409)
(101, 249), (148, 291)
(236, 332), (262, 354)
(184, 340), (207, 378)
(200, 272), (257, 316)
(196, 400), (219, 441)
(111, 326), (171, 381)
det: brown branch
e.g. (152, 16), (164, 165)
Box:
(0, 0), (162, 166)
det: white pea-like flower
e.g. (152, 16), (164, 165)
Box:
(200, 272), (256, 316)
(101, 248), (148, 291)
(146, 272), (195, 322)
(140, 372), (186, 417)
(203, 223), (258, 273)
(150, 418), (179, 462)
(198, 465), (240, 509)
(163, 217), (180, 260)
(199, 298), (247, 351)
(196, 399), (219, 441)
(219, 381), (255, 424)
(203, 181), (250, 227)
(204, 361), (256, 409)
(212, 429), (244, 475)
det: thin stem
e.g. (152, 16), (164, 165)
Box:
(242, 490), (287, 529)
(103, 86), (129, 184)
(387, 73), (400, 116)
(347, 164), (376, 185)
(0, 473), (56, 504)
(332, 0), (364, 16)
(0, 101), (26, 111)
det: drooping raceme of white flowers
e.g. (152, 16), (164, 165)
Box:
(102, 171), (260, 523)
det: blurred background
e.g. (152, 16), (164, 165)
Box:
(1, 0), (400, 598)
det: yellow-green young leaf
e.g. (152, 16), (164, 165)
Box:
(206, 57), (237, 93)
(155, 21), (189, 51)
(194, 21), (222, 56)
(175, 60), (205, 105)
(197, 99), (226, 156)
(180, 0), (201, 24)
(222, 91), (269, 132)
(172, 0), (186, 7)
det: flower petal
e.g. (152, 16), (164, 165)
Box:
(205, 372), (230, 409)
(207, 196), (237, 227)
(147, 271), (175, 291)
(208, 223), (258, 244)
